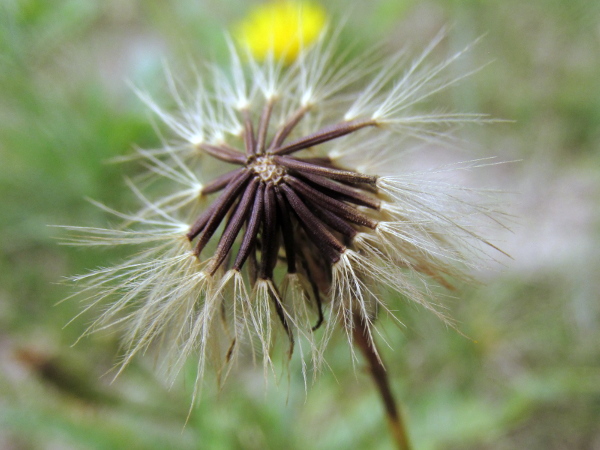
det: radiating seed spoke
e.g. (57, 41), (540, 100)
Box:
(199, 143), (247, 165)
(201, 168), (245, 195)
(274, 186), (296, 273)
(188, 169), (252, 241)
(193, 171), (253, 256)
(309, 202), (358, 239)
(267, 285), (294, 355)
(297, 156), (335, 167)
(280, 184), (345, 264)
(256, 101), (274, 155)
(297, 241), (326, 331)
(285, 175), (378, 229)
(267, 105), (310, 151)
(259, 183), (279, 279)
(296, 171), (381, 209)
(274, 155), (377, 185)
(233, 183), (265, 271)
(209, 178), (259, 275)
(243, 109), (256, 156)
(271, 119), (376, 156)
(187, 201), (218, 241)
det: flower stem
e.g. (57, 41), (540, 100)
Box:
(352, 315), (412, 450)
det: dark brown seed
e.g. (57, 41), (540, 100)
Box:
(267, 105), (309, 151)
(225, 338), (236, 363)
(187, 201), (218, 241)
(274, 155), (377, 185)
(256, 102), (274, 155)
(201, 168), (245, 195)
(209, 178), (259, 275)
(274, 186), (296, 273)
(296, 171), (381, 209)
(266, 283), (294, 356)
(271, 119), (376, 156)
(296, 241), (325, 331)
(280, 184), (345, 264)
(297, 156), (335, 167)
(309, 202), (358, 239)
(187, 170), (251, 240)
(198, 143), (247, 165)
(243, 109), (256, 156)
(232, 183), (265, 271)
(247, 245), (258, 287)
(193, 170), (253, 255)
(259, 183), (279, 279)
(285, 175), (378, 229)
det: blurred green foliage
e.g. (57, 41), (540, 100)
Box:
(1, 0), (599, 449)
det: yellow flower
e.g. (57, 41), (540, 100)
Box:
(235, 1), (327, 63)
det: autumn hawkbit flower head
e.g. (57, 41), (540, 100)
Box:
(63, 2), (503, 401)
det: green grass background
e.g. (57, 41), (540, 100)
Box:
(1, 0), (599, 448)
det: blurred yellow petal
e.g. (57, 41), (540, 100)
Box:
(235, 1), (327, 63)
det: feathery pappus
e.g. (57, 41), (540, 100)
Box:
(61, 23), (503, 397)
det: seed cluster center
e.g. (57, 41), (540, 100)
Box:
(188, 109), (380, 282)
(250, 156), (286, 184)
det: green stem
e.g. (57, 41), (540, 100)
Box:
(352, 315), (412, 450)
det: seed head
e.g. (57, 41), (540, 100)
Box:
(62, 22), (503, 397)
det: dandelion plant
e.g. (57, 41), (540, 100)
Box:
(62, 2), (504, 448)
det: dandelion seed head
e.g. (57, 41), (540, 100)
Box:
(64, 14), (505, 397)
